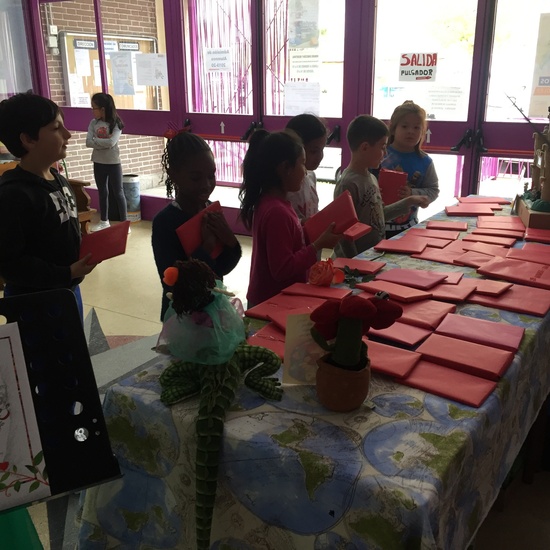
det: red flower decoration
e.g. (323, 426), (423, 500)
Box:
(308, 258), (345, 286)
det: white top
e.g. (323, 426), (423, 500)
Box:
(287, 171), (319, 221)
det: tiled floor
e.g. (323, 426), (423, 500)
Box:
(8, 184), (550, 548)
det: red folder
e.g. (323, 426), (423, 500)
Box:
(472, 228), (525, 239)
(411, 237), (453, 249)
(453, 251), (497, 268)
(435, 313), (524, 352)
(411, 246), (466, 265)
(472, 279), (512, 296)
(445, 204), (496, 216)
(428, 278), (478, 302)
(373, 237), (427, 254)
(245, 293), (326, 321)
(80, 221), (131, 263)
(246, 323), (286, 360)
(303, 191), (359, 242)
(477, 216), (525, 230)
(462, 234), (516, 247)
(175, 201), (224, 258)
(415, 333), (514, 381)
(400, 360), (497, 407)
(331, 257), (386, 274)
(457, 196), (511, 204)
(365, 338), (421, 378)
(377, 168), (407, 205)
(399, 299), (456, 330)
(426, 220), (468, 231)
(267, 306), (319, 333)
(524, 228), (550, 244)
(368, 321), (432, 347)
(375, 268), (448, 290)
(466, 283), (550, 317)
(356, 281), (432, 303)
(459, 241), (509, 257)
(406, 227), (460, 241)
(477, 257), (550, 290)
(281, 282), (352, 300)
(506, 243), (550, 265)
(342, 221), (372, 241)
(434, 271), (463, 284)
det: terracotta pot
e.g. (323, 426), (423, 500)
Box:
(315, 354), (371, 412)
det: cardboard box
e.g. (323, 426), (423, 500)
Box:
(516, 196), (550, 229)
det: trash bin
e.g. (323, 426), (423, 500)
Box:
(123, 174), (141, 222)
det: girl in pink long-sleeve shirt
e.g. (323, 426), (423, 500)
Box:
(239, 129), (341, 307)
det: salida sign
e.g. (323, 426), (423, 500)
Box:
(399, 53), (438, 82)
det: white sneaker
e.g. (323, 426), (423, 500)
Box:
(128, 225), (131, 234)
(91, 220), (110, 232)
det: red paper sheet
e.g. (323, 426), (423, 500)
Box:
(415, 333), (514, 381)
(375, 268), (448, 290)
(377, 168), (407, 205)
(400, 360), (497, 407)
(245, 293), (326, 321)
(457, 196), (511, 204)
(426, 220), (468, 231)
(435, 313), (524, 352)
(364, 338), (421, 378)
(506, 243), (550, 265)
(445, 204), (496, 216)
(406, 227), (461, 240)
(246, 323), (286, 360)
(428, 278), (478, 302)
(368, 321), (432, 347)
(331, 258), (386, 274)
(303, 191), (358, 242)
(466, 283), (550, 317)
(477, 257), (550, 290)
(80, 221), (131, 263)
(175, 201), (224, 258)
(282, 282), (352, 300)
(356, 281), (432, 303)
(462, 234), (516, 247)
(373, 237), (427, 254)
(398, 299), (456, 330)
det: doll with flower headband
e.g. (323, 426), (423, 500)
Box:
(157, 258), (283, 550)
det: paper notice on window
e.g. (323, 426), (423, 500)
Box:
(204, 48), (232, 72)
(0, 323), (51, 511)
(136, 53), (168, 86)
(289, 48), (320, 81)
(284, 81), (320, 116)
(74, 48), (91, 77)
(110, 52), (135, 95)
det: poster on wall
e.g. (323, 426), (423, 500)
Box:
(110, 52), (135, 96)
(529, 13), (550, 118)
(399, 53), (438, 82)
(136, 53), (168, 86)
(0, 323), (51, 511)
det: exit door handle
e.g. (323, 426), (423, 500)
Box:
(327, 125), (341, 144)
(450, 129), (473, 152)
(241, 122), (262, 141)
(473, 129), (488, 153)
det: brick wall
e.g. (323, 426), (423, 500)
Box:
(42, 0), (165, 188)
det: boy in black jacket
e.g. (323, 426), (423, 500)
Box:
(0, 93), (96, 318)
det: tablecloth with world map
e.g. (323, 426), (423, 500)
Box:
(79, 210), (550, 550)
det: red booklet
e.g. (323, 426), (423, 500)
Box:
(246, 323), (286, 360)
(409, 237), (453, 249)
(445, 204), (496, 216)
(356, 281), (432, 302)
(80, 221), (131, 263)
(457, 196), (511, 204)
(364, 338), (421, 378)
(472, 279), (512, 296)
(524, 228), (550, 244)
(373, 237), (427, 254)
(342, 221), (372, 241)
(411, 246), (466, 265)
(303, 191), (367, 242)
(428, 278), (478, 302)
(477, 257), (550, 290)
(281, 282), (352, 300)
(175, 201), (224, 258)
(399, 299), (456, 330)
(377, 168), (407, 205)
(453, 251), (497, 268)
(477, 216), (525, 230)
(267, 306), (318, 333)
(245, 293), (326, 321)
(462, 234), (516, 247)
(331, 257), (386, 274)
(435, 313), (524, 353)
(406, 227), (460, 240)
(466, 283), (550, 317)
(415, 333), (514, 381)
(375, 268), (448, 290)
(401, 360), (497, 407)
(459, 241), (508, 257)
(472, 228), (525, 239)
(368, 321), (432, 347)
(506, 243), (550, 265)
(426, 220), (468, 231)
(434, 271), (463, 284)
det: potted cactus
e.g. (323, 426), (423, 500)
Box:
(310, 291), (403, 412)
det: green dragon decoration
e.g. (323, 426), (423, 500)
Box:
(157, 259), (283, 550)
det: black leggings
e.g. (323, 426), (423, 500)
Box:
(93, 162), (127, 221)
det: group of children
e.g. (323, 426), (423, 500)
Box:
(0, 92), (438, 320)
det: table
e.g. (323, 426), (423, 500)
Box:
(79, 209), (550, 550)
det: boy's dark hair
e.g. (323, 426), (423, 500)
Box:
(286, 114), (327, 144)
(160, 131), (212, 198)
(0, 93), (60, 158)
(239, 129), (303, 229)
(346, 115), (389, 151)
(91, 93), (124, 134)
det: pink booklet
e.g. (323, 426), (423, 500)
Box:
(375, 268), (448, 289)
(399, 299), (456, 330)
(80, 221), (131, 263)
(331, 257), (386, 274)
(281, 282), (352, 300)
(477, 257), (550, 290)
(368, 321), (432, 347)
(365, 338), (421, 378)
(506, 243), (550, 265)
(245, 293), (326, 321)
(426, 220), (468, 231)
(246, 323), (286, 360)
(406, 227), (460, 240)
(356, 280), (432, 302)
(377, 168), (407, 205)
